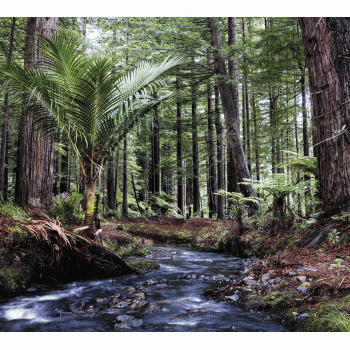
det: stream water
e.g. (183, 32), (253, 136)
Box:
(0, 244), (288, 332)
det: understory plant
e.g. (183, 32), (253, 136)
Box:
(1, 33), (185, 236)
(50, 192), (83, 222)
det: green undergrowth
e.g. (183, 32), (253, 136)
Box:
(247, 288), (350, 331)
(126, 259), (160, 274)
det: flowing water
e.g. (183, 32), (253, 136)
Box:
(0, 244), (288, 332)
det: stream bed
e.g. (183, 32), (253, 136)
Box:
(0, 244), (288, 332)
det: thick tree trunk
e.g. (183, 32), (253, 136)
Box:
(300, 17), (350, 211)
(208, 17), (255, 201)
(0, 17), (15, 200)
(17, 17), (59, 211)
(192, 92), (201, 215)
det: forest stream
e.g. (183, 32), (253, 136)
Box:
(0, 245), (288, 332)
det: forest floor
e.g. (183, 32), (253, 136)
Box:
(101, 216), (350, 331)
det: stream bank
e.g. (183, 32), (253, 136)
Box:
(114, 216), (350, 331)
(0, 244), (288, 332)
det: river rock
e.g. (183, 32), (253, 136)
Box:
(69, 300), (86, 313)
(115, 315), (143, 329)
(143, 302), (161, 313)
(96, 298), (109, 305)
(260, 273), (270, 283)
(130, 300), (149, 311)
(243, 277), (258, 286)
(132, 292), (146, 300)
(304, 267), (318, 272)
(297, 276), (306, 283)
(225, 294), (239, 302)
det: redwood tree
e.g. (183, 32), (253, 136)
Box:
(16, 17), (59, 210)
(300, 17), (350, 211)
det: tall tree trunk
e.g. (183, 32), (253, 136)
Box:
(215, 85), (226, 220)
(122, 138), (128, 218)
(192, 90), (200, 215)
(300, 17), (350, 211)
(0, 17), (15, 201)
(17, 17), (59, 211)
(149, 92), (160, 197)
(114, 147), (120, 209)
(60, 143), (69, 193)
(176, 76), (185, 215)
(208, 17), (255, 202)
(107, 158), (115, 210)
(252, 93), (260, 181)
(207, 80), (217, 218)
(227, 17), (239, 205)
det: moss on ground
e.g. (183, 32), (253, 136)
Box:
(127, 259), (160, 274)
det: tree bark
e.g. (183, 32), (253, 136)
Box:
(214, 85), (226, 220)
(17, 17), (59, 211)
(0, 17), (15, 200)
(149, 92), (160, 197)
(227, 17), (239, 200)
(107, 158), (115, 210)
(122, 138), (128, 218)
(300, 17), (350, 211)
(208, 17), (255, 201)
(176, 76), (185, 215)
(192, 90), (201, 215)
(207, 80), (217, 218)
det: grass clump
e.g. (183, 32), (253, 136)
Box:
(0, 201), (28, 220)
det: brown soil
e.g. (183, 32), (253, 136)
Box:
(111, 216), (233, 246)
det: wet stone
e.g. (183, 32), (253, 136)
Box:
(96, 298), (109, 305)
(225, 294), (239, 302)
(69, 300), (86, 313)
(261, 273), (270, 283)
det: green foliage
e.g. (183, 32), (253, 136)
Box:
(50, 192), (83, 221)
(0, 201), (28, 221)
(328, 229), (341, 245)
(149, 194), (180, 216)
(278, 151), (318, 176)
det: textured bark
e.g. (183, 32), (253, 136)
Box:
(106, 159), (115, 210)
(300, 17), (350, 211)
(17, 17), (59, 211)
(227, 17), (239, 197)
(161, 144), (173, 196)
(149, 93), (160, 197)
(214, 85), (226, 220)
(122, 138), (128, 218)
(60, 144), (69, 193)
(252, 94), (260, 181)
(114, 147), (120, 208)
(192, 92), (200, 214)
(0, 17), (15, 200)
(208, 17), (254, 200)
(207, 81), (217, 218)
(300, 71), (309, 157)
(176, 76), (185, 215)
